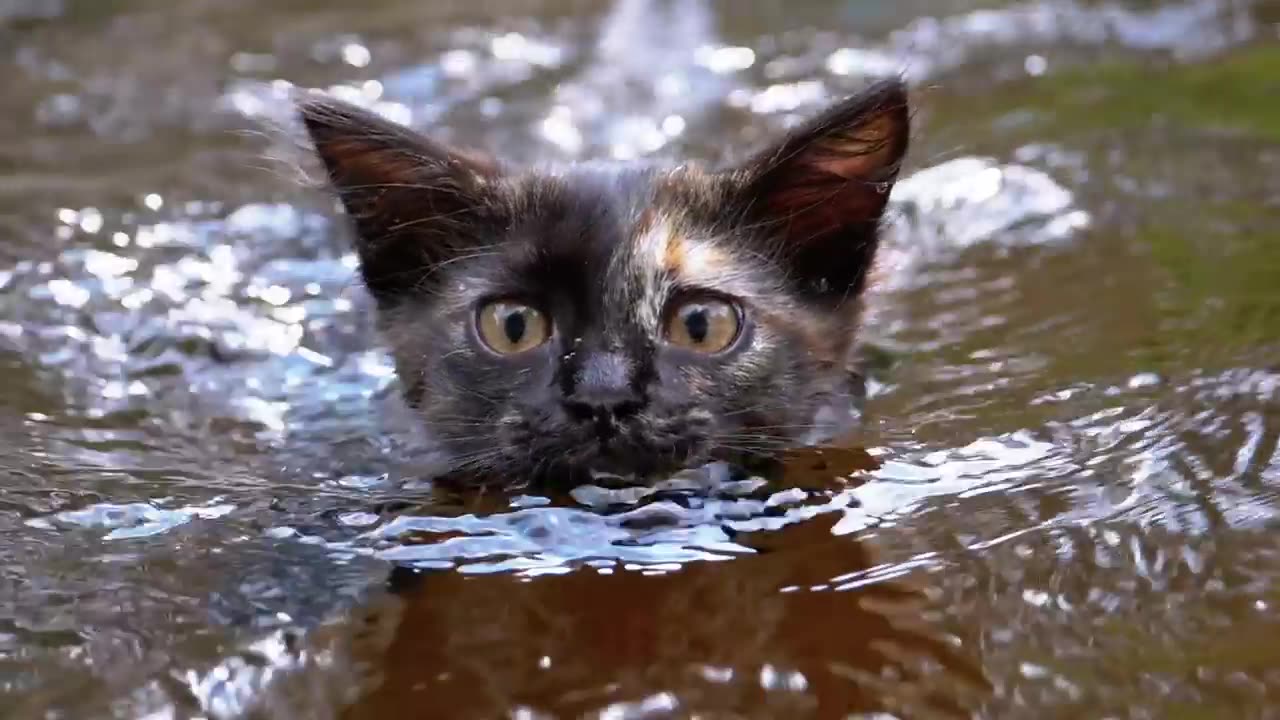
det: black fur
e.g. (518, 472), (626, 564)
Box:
(298, 80), (910, 484)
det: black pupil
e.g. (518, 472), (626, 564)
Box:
(503, 310), (527, 344)
(684, 307), (709, 344)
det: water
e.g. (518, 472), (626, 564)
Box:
(2, 0), (1279, 717)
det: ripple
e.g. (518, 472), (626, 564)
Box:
(825, 0), (1257, 84)
(3, 0), (1278, 717)
(347, 466), (821, 574)
(30, 500), (236, 540)
(1, 199), (392, 452)
(879, 156), (1090, 290)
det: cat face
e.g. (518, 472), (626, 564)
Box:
(299, 81), (909, 484)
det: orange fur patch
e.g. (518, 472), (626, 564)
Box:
(662, 231), (686, 274)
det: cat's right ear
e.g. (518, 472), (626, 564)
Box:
(297, 96), (501, 304)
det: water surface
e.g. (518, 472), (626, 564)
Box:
(2, 0), (1279, 717)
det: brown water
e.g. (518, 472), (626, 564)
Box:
(3, 0), (1280, 717)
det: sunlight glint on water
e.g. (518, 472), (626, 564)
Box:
(0, 0), (1278, 717)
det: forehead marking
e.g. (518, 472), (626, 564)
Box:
(638, 213), (732, 282)
(634, 213), (674, 267)
(662, 227), (686, 275)
(675, 241), (734, 284)
(602, 214), (680, 336)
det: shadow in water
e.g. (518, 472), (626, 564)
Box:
(333, 510), (990, 718)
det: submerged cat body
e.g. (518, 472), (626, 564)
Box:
(299, 80), (910, 484)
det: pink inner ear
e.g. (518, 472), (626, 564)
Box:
(807, 112), (900, 181)
(311, 135), (423, 190)
(766, 176), (884, 245)
(302, 98), (500, 192)
(764, 110), (903, 243)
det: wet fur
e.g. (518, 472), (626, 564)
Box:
(297, 80), (910, 485)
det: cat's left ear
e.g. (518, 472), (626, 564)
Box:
(735, 80), (909, 301)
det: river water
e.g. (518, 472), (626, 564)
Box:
(2, 0), (1279, 717)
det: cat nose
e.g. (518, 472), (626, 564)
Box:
(562, 391), (644, 424)
(562, 351), (644, 429)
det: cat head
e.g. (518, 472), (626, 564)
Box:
(298, 80), (909, 484)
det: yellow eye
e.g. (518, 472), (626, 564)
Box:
(664, 297), (741, 353)
(476, 301), (550, 354)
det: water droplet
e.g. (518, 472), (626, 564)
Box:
(45, 278), (90, 308)
(259, 285), (292, 307)
(338, 512), (379, 528)
(695, 45), (755, 74)
(825, 47), (903, 78)
(440, 49), (477, 77)
(1127, 372), (1162, 389)
(341, 42), (371, 68)
(541, 105), (583, 155)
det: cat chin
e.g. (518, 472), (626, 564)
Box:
(426, 404), (717, 483)
(430, 430), (717, 486)
(508, 436), (715, 485)
(415, 400), (864, 486)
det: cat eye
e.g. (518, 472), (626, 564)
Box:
(664, 297), (742, 354)
(476, 300), (551, 355)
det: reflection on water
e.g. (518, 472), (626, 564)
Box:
(348, 518), (986, 720)
(197, 515), (991, 720)
(2, 0), (1280, 717)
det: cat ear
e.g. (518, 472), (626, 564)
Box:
(297, 95), (501, 304)
(737, 80), (909, 301)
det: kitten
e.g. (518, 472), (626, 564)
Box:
(297, 80), (909, 485)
